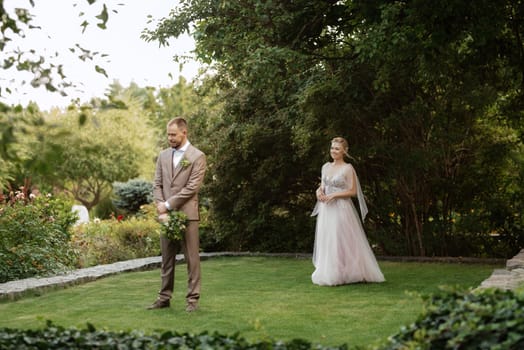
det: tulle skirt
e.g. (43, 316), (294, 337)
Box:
(312, 198), (385, 286)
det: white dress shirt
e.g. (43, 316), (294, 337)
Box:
(165, 141), (190, 210)
(173, 140), (190, 168)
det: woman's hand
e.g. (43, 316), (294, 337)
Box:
(322, 193), (337, 203)
(316, 188), (326, 201)
(317, 188), (336, 203)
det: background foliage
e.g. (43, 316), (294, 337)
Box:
(112, 178), (153, 215)
(1, 1), (523, 259)
(0, 190), (77, 283)
(143, 0), (524, 257)
(71, 214), (160, 268)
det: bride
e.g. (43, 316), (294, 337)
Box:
(311, 137), (385, 286)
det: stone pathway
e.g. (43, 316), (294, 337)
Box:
(1, 250), (522, 300)
(477, 249), (524, 290)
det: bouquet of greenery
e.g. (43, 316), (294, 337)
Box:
(160, 211), (188, 241)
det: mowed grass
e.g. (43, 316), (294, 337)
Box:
(0, 257), (499, 348)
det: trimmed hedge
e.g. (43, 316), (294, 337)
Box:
(0, 321), (347, 350)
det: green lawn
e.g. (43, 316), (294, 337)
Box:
(0, 256), (500, 348)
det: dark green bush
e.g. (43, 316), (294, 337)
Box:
(0, 193), (78, 283)
(92, 196), (117, 220)
(383, 288), (524, 350)
(0, 321), (347, 349)
(112, 179), (153, 214)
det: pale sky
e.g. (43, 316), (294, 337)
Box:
(1, 1), (200, 111)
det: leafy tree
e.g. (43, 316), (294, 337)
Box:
(146, 77), (200, 129)
(144, 0), (331, 251)
(145, 0), (523, 256)
(0, 103), (43, 189)
(0, 0), (114, 190)
(16, 98), (157, 210)
(337, 0), (524, 257)
(97, 79), (201, 147)
(0, 0), (112, 100)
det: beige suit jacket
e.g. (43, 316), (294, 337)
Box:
(153, 144), (206, 220)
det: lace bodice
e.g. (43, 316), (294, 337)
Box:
(322, 163), (352, 195)
(313, 162), (368, 221)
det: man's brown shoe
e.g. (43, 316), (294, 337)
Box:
(146, 300), (170, 310)
(185, 303), (198, 312)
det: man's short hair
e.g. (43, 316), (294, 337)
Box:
(167, 117), (187, 130)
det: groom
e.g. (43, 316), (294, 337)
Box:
(147, 117), (206, 312)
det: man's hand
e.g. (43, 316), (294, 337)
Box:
(157, 202), (168, 215)
(158, 213), (169, 223)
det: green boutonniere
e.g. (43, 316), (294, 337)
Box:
(180, 159), (191, 168)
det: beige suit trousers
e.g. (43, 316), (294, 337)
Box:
(158, 220), (200, 305)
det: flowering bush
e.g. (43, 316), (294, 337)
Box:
(71, 215), (160, 267)
(160, 211), (188, 241)
(0, 191), (78, 283)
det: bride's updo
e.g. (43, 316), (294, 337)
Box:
(331, 137), (351, 159)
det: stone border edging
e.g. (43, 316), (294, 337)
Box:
(377, 255), (506, 264)
(0, 256), (162, 301)
(477, 249), (524, 290)
(0, 251), (520, 300)
(0, 252), (251, 300)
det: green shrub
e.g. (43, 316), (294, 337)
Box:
(0, 321), (345, 350)
(71, 216), (160, 268)
(0, 193), (78, 283)
(92, 196), (117, 220)
(383, 288), (524, 350)
(112, 179), (153, 215)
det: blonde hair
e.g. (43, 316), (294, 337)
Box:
(331, 137), (353, 160)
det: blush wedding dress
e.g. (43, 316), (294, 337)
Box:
(311, 162), (385, 286)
